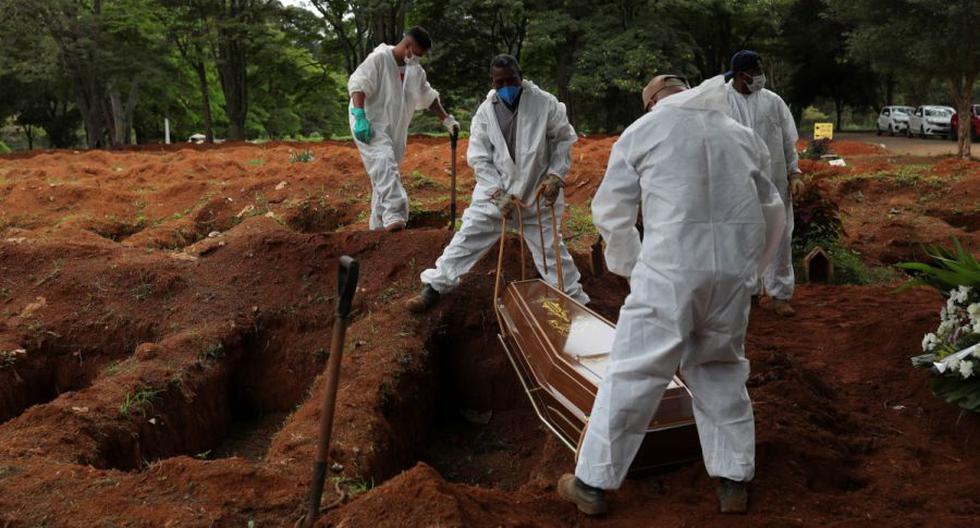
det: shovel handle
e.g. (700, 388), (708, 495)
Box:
(336, 256), (359, 319)
(449, 131), (458, 231)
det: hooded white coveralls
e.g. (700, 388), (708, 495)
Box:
(575, 76), (785, 489)
(726, 81), (801, 301)
(348, 44), (440, 230)
(420, 80), (589, 304)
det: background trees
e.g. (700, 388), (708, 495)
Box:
(0, 0), (976, 150)
(828, 0), (980, 158)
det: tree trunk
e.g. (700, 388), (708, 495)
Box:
(194, 60), (215, 143)
(123, 78), (141, 144)
(834, 97), (843, 131)
(217, 37), (247, 141)
(23, 125), (34, 150)
(109, 88), (126, 146)
(948, 74), (976, 159)
(76, 82), (105, 149)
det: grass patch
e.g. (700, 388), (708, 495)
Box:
(409, 170), (440, 190)
(565, 203), (597, 243)
(131, 273), (154, 301)
(247, 158), (265, 167)
(119, 387), (162, 417)
(201, 342), (225, 363)
(290, 149), (315, 163)
(850, 164), (948, 190)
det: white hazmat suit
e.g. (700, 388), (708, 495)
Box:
(575, 75), (785, 490)
(420, 80), (589, 304)
(726, 81), (801, 301)
(348, 44), (440, 230)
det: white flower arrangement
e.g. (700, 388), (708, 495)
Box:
(912, 285), (980, 412)
(900, 241), (980, 411)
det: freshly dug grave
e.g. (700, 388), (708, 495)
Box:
(320, 285), (980, 528)
(0, 138), (977, 527)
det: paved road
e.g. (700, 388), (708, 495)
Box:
(837, 131), (964, 156)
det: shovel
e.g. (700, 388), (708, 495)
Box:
(449, 130), (459, 231)
(300, 256), (360, 528)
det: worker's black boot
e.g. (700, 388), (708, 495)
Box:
(406, 284), (440, 313)
(716, 478), (748, 514)
(557, 474), (608, 515)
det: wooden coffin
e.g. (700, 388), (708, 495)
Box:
(495, 279), (701, 474)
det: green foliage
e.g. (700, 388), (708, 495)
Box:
(1, 0), (968, 143)
(931, 376), (980, 413)
(0, 141), (9, 154)
(897, 239), (980, 293)
(828, 0), (980, 156)
(792, 179), (885, 285)
(202, 342), (225, 361)
(289, 149), (314, 163)
(565, 203), (597, 245)
(800, 139), (831, 160)
(119, 387), (162, 417)
(409, 171), (439, 190)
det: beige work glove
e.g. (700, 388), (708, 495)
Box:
(789, 173), (805, 200)
(539, 174), (564, 205)
(496, 192), (518, 218)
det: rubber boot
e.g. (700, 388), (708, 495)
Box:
(717, 478), (748, 514)
(557, 474), (608, 516)
(772, 299), (796, 317)
(385, 221), (406, 232)
(406, 284), (440, 313)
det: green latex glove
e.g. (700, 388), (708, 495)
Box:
(351, 107), (372, 143)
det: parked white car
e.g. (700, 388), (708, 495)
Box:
(907, 106), (954, 139)
(876, 106), (914, 136)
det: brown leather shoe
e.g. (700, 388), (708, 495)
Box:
(557, 474), (608, 516)
(772, 299), (796, 317)
(385, 221), (406, 232)
(405, 285), (440, 313)
(717, 478), (748, 513)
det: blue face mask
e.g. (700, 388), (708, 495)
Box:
(497, 85), (522, 106)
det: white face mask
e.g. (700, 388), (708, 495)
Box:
(404, 52), (421, 66)
(747, 73), (766, 93)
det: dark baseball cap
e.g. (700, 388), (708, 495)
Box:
(724, 50), (762, 80)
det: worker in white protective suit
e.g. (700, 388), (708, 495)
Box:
(725, 50), (805, 317)
(557, 74), (785, 516)
(348, 26), (460, 231)
(406, 55), (589, 312)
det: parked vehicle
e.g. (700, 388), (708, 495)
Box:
(950, 104), (980, 141)
(876, 106), (915, 136)
(907, 106), (955, 139)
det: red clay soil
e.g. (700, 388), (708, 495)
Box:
(796, 143), (980, 264)
(0, 138), (977, 527)
(318, 285), (979, 528)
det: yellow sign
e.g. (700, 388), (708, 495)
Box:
(814, 122), (834, 140)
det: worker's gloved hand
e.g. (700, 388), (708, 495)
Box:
(789, 173), (805, 200)
(443, 115), (460, 135)
(351, 107), (372, 143)
(496, 193), (518, 218)
(539, 174), (564, 205)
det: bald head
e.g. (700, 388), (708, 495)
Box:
(642, 75), (689, 111)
